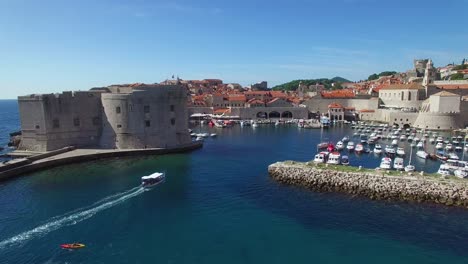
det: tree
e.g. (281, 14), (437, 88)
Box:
(450, 73), (465, 80)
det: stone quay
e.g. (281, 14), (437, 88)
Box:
(268, 161), (468, 208)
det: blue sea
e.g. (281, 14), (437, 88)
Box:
(1, 100), (468, 263)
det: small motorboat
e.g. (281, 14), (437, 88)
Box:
(141, 172), (165, 188)
(327, 152), (341, 165)
(336, 141), (345, 150)
(341, 155), (350, 166)
(385, 145), (395, 155)
(210, 133), (217, 137)
(437, 164), (452, 176)
(347, 141), (355, 151)
(394, 157), (404, 170)
(314, 152), (328, 163)
(61, 243), (85, 250)
(380, 157), (392, 170)
(374, 144), (383, 154)
(396, 147), (405, 156)
(355, 143), (364, 153)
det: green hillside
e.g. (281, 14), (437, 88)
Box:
(271, 77), (350, 91)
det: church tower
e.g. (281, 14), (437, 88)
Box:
(423, 59), (435, 98)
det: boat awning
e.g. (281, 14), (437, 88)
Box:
(142, 172), (163, 180)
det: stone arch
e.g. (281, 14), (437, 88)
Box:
(256, 112), (267, 119)
(281, 111), (293, 118)
(403, 124), (411, 129)
(268, 111), (281, 119)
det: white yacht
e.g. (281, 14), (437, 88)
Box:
(252, 122), (259, 128)
(380, 157), (392, 170)
(448, 152), (459, 160)
(394, 157), (404, 170)
(435, 142), (444, 150)
(391, 139), (398, 146)
(327, 152), (341, 165)
(436, 136), (444, 143)
(437, 164), (452, 176)
(396, 147), (405, 156)
(405, 147), (415, 172)
(416, 141), (424, 148)
(400, 135), (407, 141)
(347, 141), (355, 151)
(374, 144), (383, 154)
(455, 169), (468, 179)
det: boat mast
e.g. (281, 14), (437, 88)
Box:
(408, 145), (413, 166)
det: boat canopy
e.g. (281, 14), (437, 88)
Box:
(142, 172), (163, 180)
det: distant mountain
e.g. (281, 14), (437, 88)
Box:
(271, 77), (350, 91)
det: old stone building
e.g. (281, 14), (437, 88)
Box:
(18, 84), (191, 152)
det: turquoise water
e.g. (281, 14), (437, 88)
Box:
(1, 102), (468, 263)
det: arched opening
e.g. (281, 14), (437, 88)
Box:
(403, 124), (411, 129)
(268, 111), (280, 119)
(256, 112), (267, 119)
(281, 111), (293, 119)
(339, 115), (342, 120)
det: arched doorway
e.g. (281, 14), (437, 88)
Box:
(281, 111), (293, 118)
(268, 111), (280, 119)
(256, 112), (267, 119)
(403, 124), (411, 129)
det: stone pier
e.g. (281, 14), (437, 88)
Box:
(268, 161), (468, 208)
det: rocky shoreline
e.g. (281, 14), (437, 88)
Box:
(268, 161), (468, 208)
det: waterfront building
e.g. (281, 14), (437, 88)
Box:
(18, 84), (191, 152)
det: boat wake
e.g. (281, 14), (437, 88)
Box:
(0, 186), (145, 250)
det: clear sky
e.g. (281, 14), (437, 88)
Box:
(1, 0), (467, 98)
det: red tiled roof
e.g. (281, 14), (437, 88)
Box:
(321, 89), (355, 98)
(214, 108), (231, 114)
(227, 95), (246, 102)
(328, 102), (343, 108)
(359, 109), (375, 113)
(436, 84), (468, 89)
(270, 91), (288, 98)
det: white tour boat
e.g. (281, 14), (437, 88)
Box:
(416, 150), (428, 159)
(437, 164), (452, 176)
(385, 145), (396, 155)
(435, 142), (444, 150)
(141, 172), (165, 188)
(314, 152), (328, 163)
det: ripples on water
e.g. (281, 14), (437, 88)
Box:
(1, 100), (468, 263)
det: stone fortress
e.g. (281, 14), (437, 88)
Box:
(18, 84), (192, 152)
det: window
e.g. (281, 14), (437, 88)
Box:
(73, 117), (80, 127)
(93, 117), (100, 126)
(117, 124), (122, 128)
(145, 120), (151, 127)
(53, 119), (60, 128)
(116, 106), (121, 114)
(144, 105), (150, 113)
(129, 104), (134, 112)
(170, 105), (175, 112)
(171, 118), (175, 126)
(35, 125), (40, 129)
(408, 92), (412, 101)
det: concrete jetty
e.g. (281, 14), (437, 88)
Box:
(268, 161), (468, 208)
(0, 141), (202, 181)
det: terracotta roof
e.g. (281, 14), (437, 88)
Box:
(245, 91), (271, 95)
(270, 91), (288, 98)
(321, 89), (355, 98)
(247, 99), (264, 105)
(344, 107), (355, 110)
(436, 84), (468, 90)
(214, 108), (231, 114)
(359, 109), (375, 113)
(432, 91), (460, 97)
(379, 83), (423, 90)
(328, 102), (344, 108)
(227, 95), (246, 101)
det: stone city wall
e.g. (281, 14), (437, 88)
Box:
(268, 162), (468, 208)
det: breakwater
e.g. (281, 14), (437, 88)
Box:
(268, 161), (468, 208)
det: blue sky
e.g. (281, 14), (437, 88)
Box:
(1, 0), (467, 98)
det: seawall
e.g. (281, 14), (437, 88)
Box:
(268, 161), (468, 208)
(0, 141), (203, 181)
